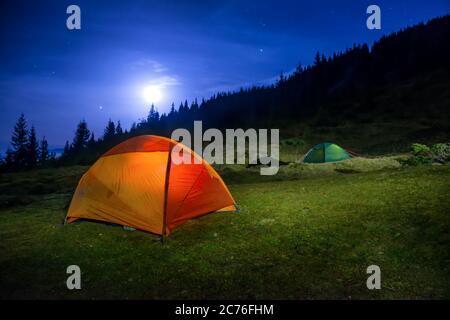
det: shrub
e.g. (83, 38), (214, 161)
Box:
(402, 143), (450, 166)
(430, 143), (450, 163)
(411, 143), (431, 157)
(408, 143), (433, 165)
(282, 138), (306, 148)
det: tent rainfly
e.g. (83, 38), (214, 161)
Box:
(303, 142), (351, 163)
(66, 135), (237, 235)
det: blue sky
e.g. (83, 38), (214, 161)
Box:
(0, 0), (449, 149)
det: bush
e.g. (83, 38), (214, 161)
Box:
(411, 143), (431, 156)
(281, 138), (306, 148)
(430, 143), (450, 163)
(410, 143), (433, 165)
(402, 143), (450, 166)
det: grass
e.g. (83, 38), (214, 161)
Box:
(215, 155), (405, 184)
(0, 160), (449, 299)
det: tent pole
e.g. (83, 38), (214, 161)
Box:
(161, 144), (173, 238)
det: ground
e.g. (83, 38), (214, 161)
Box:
(0, 159), (449, 299)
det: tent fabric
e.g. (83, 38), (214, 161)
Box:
(66, 135), (236, 235)
(303, 142), (351, 163)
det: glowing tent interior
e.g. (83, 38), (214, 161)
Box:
(66, 135), (237, 235)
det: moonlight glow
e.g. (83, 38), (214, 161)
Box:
(142, 85), (163, 104)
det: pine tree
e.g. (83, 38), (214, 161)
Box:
(61, 140), (71, 159)
(25, 126), (39, 168)
(115, 121), (123, 135)
(72, 120), (90, 152)
(38, 136), (50, 166)
(191, 98), (199, 112)
(10, 113), (28, 169)
(277, 72), (285, 85)
(169, 102), (176, 115)
(5, 147), (14, 169)
(103, 119), (116, 140)
(147, 104), (160, 123)
(88, 132), (96, 147)
(295, 62), (303, 76)
(159, 113), (167, 125)
(314, 51), (322, 66)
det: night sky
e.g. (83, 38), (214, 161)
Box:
(0, 0), (449, 150)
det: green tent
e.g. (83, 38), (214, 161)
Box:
(303, 142), (351, 163)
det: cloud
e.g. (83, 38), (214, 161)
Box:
(129, 58), (181, 88)
(131, 58), (168, 73)
(146, 75), (181, 87)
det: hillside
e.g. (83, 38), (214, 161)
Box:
(11, 15), (450, 167)
(117, 15), (450, 155)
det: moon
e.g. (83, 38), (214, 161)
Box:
(142, 85), (163, 104)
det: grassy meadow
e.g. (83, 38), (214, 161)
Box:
(1, 152), (449, 299)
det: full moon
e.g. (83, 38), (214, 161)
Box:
(142, 85), (163, 104)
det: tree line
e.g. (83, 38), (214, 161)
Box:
(0, 114), (56, 171)
(1, 15), (449, 171)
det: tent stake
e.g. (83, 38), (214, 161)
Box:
(155, 235), (164, 244)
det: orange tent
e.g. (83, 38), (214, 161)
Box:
(66, 135), (236, 235)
